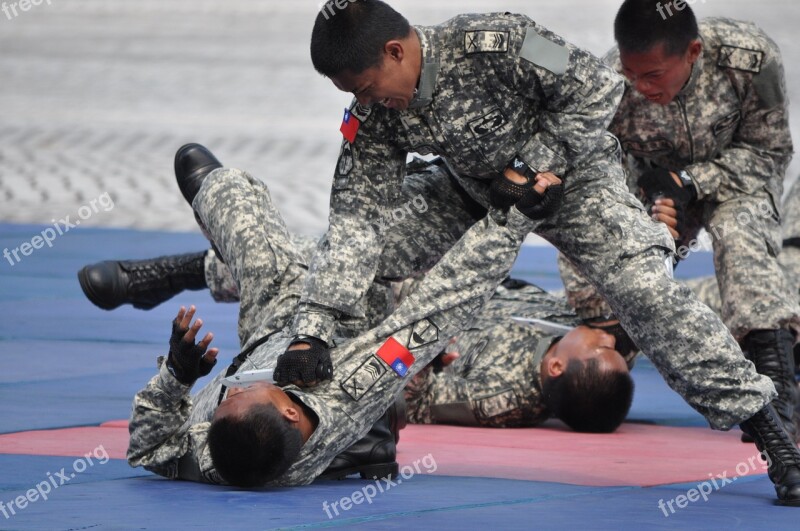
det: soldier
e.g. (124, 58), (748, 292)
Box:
(292, 0), (800, 505)
(593, 0), (800, 444)
(404, 279), (635, 433)
(127, 146), (545, 487)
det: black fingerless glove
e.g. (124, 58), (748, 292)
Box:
(166, 319), (217, 385)
(515, 184), (564, 220)
(637, 168), (696, 245)
(274, 336), (334, 386)
(583, 319), (638, 358)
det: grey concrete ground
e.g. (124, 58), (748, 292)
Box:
(1, 0), (798, 237)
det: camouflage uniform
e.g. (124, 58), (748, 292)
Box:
(570, 18), (799, 339)
(404, 281), (637, 427)
(127, 167), (536, 486)
(297, 12), (775, 429)
(686, 176), (800, 314)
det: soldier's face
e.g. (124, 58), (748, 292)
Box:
(551, 326), (628, 374)
(330, 43), (419, 110)
(619, 40), (702, 105)
(214, 382), (298, 421)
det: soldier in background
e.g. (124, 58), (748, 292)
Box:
(592, 0), (799, 443)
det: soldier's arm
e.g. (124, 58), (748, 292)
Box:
(404, 365), (483, 425)
(127, 361), (219, 483)
(293, 105), (406, 344)
(687, 41), (792, 201)
(495, 21), (624, 176)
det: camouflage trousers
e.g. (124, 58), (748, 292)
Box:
(189, 167), (537, 483)
(684, 177), (800, 323)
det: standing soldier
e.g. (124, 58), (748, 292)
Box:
(591, 0), (799, 444)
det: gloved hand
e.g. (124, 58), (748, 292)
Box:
(274, 336), (333, 387)
(166, 306), (218, 385)
(637, 168), (696, 243)
(583, 318), (638, 358)
(515, 183), (564, 220)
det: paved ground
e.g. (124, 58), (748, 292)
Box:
(1, 0), (798, 236)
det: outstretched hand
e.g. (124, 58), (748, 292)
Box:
(166, 305), (219, 385)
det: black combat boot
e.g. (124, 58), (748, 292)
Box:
(77, 252), (206, 310)
(741, 329), (799, 443)
(174, 143), (222, 206)
(320, 398), (406, 480)
(740, 404), (800, 506)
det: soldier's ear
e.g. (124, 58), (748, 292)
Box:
(545, 357), (565, 378)
(384, 40), (405, 63)
(281, 405), (301, 424)
(686, 39), (702, 64)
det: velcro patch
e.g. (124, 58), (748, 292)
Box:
(519, 28), (569, 75)
(341, 356), (387, 401)
(407, 319), (440, 350)
(465, 30), (509, 54)
(376, 337), (415, 377)
(468, 108), (507, 138)
(336, 141), (354, 176)
(717, 45), (763, 73)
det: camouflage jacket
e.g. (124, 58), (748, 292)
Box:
(606, 17), (792, 207)
(293, 12), (624, 344)
(404, 281), (637, 427)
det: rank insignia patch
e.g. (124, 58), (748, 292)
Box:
(465, 31), (509, 54)
(717, 45), (764, 73)
(340, 108), (360, 143)
(341, 356), (387, 401)
(376, 337), (416, 377)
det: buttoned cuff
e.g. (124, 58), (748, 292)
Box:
(292, 306), (337, 345)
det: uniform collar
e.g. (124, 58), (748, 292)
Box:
(407, 26), (440, 109)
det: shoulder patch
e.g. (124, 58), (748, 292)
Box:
(718, 45), (764, 73)
(519, 27), (569, 75)
(407, 319), (440, 350)
(336, 141), (354, 176)
(350, 103), (372, 122)
(465, 30), (509, 54)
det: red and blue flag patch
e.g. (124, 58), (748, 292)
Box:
(376, 337), (415, 377)
(339, 108), (360, 143)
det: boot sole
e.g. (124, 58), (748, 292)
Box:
(319, 462), (399, 481)
(77, 267), (120, 311)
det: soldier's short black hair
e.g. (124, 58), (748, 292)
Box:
(208, 403), (303, 487)
(614, 0), (699, 56)
(542, 358), (635, 433)
(310, 0), (411, 77)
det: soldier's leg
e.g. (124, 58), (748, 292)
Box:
(708, 195), (800, 439)
(535, 154), (775, 429)
(375, 160), (485, 281)
(193, 167), (307, 349)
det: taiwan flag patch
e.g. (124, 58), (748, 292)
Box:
(376, 337), (415, 377)
(339, 108), (360, 143)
